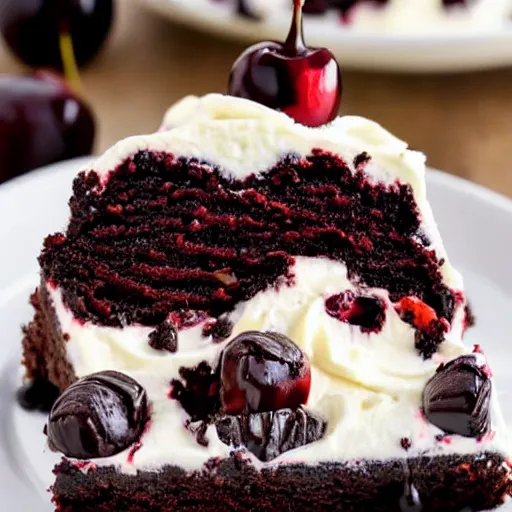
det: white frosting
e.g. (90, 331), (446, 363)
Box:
(50, 94), (509, 474)
(239, 0), (512, 34)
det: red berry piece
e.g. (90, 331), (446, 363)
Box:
(325, 290), (386, 333)
(219, 331), (311, 415)
(395, 296), (438, 330)
(0, 73), (95, 184)
(0, 0), (114, 70)
(395, 296), (450, 359)
(228, 0), (341, 127)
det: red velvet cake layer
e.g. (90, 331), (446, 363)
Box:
(52, 453), (511, 512)
(40, 150), (454, 341)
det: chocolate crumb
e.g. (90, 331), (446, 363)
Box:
(148, 320), (178, 352)
(202, 316), (233, 343)
(353, 152), (371, 168)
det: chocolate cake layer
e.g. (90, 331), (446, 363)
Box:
(52, 453), (511, 512)
(22, 282), (76, 392)
(39, 150), (454, 332)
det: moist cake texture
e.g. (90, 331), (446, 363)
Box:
(21, 94), (512, 511)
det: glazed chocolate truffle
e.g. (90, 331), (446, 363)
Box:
(47, 371), (149, 459)
(215, 405), (326, 461)
(423, 355), (491, 437)
(219, 331), (311, 415)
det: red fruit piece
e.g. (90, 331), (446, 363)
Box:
(325, 290), (386, 333)
(219, 331), (311, 415)
(395, 296), (438, 330)
(228, 0), (341, 127)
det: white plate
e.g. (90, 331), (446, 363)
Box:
(1, 157), (512, 510)
(137, 0), (512, 72)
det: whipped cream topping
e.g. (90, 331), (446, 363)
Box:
(48, 94), (509, 473)
(237, 0), (512, 34)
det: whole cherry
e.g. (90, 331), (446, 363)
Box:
(0, 72), (95, 184)
(0, 0), (114, 70)
(228, 0), (341, 127)
(219, 331), (311, 415)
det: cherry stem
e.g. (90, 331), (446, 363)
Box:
(59, 20), (84, 96)
(284, 0), (307, 56)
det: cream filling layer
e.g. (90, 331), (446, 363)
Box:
(48, 257), (508, 474)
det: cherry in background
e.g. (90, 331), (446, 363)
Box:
(0, 0), (114, 70)
(0, 0), (107, 184)
(228, 0), (341, 127)
(0, 73), (94, 184)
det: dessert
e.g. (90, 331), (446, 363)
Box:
(234, 0), (512, 34)
(20, 1), (511, 510)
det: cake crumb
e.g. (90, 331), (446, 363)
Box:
(400, 437), (412, 451)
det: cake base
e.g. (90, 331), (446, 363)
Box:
(52, 453), (511, 512)
(21, 283), (76, 393)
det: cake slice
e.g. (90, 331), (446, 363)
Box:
(20, 93), (511, 511)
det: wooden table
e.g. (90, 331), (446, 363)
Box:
(1, 0), (512, 196)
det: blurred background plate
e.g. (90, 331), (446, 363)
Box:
(136, 0), (512, 73)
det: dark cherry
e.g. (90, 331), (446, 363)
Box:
(228, 0), (341, 127)
(0, 73), (95, 184)
(47, 371), (149, 459)
(148, 319), (178, 353)
(325, 290), (386, 333)
(0, 0), (114, 70)
(422, 355), (491, 438)
(16, 377), (60, 413)
(215, 405), (326, 461)
(219, 331), (311, 415)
